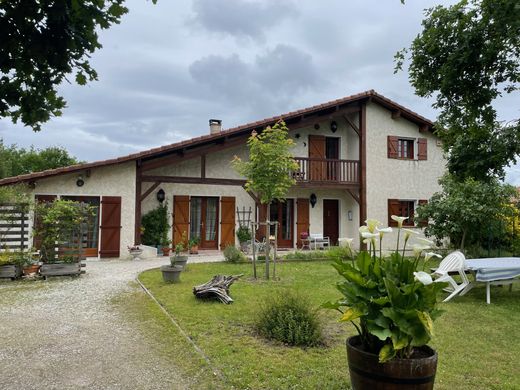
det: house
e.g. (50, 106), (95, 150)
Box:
(0, 90), (445, 257)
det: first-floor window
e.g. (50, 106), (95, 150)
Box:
(388, 199), (428, 227)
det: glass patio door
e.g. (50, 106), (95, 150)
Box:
(190, 197), (219, 249)
(61, 196), (100, 257)
(269, 199), (294, 248)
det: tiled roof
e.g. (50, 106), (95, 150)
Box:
(0, 90), (434, 186)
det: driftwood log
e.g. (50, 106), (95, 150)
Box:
(193, 274), (243, 304)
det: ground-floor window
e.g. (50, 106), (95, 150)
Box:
(190, 196), (219, 249)
(388, 199), (416, 227)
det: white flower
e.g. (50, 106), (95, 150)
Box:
(376, 227), (393, 238)
(414, 271), (433, 285)
(361, 232), (379, 239)
(416, 237), (435, 246)
(403, 228), (420, 241)
(424, 252), (442, 262)
(412, 244), (430, 257)
(359, 225), (369, 234)
(365, 219), (381, 233)
(362, 238), (371, 245)
(391, 215), (408, 228)
(339, 238), (354, 248)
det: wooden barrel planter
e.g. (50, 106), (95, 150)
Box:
(0, 265), (22, 280)
(346, 336), (437, 390)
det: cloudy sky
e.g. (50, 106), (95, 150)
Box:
(0, 0), (518, 184)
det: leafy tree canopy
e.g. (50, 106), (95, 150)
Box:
(233, 121), (299, 205)
(417, 174), (517, 250)
(0, 139), (82, 179)
(0, 0), (133, 131)
(397, 0), (520, 180)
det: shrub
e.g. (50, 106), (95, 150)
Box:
(236, 225), (252, 243)
(223, 245), (247, 263)
(141, 203), (170, 246)
(255, 292), (322, 347)
(282, 250), (327, 261)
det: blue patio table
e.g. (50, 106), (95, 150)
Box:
(460, 257), (520, 304)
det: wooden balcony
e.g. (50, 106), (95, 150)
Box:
(293, 158), (360, 187)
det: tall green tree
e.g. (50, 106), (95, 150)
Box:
(0, 140), (81, 179)
(233, 121), (299, 279)
(0, 1), (139, 131)
(417, 175), (517, 250)
(396, 0), (520, 180)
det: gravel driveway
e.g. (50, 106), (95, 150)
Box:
(0, 257), (219, 390)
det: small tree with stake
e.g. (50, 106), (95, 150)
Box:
(233, 121), (298, 279)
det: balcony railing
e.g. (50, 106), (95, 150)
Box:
(293, 158), (360, 185)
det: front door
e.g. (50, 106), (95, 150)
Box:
(269, 199), (294, 248)
(62, 196), (101, 257)
(190, 197), (219, 249)
(323, 199), (339, 246)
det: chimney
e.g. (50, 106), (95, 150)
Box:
(209, 119), (222, 135)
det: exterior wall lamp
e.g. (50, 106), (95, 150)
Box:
(348, 210), (353, 221)
(310, 193), (317, 208)
(330, 121), (338, 133)
(156, 189), (165, 203)
(76, 175), (84, 187)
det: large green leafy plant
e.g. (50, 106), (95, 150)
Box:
(324, 217), (447, 362)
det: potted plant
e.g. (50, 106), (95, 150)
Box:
(161, 242), (186, 283)
(161, 238), (172, 256)
(128, 245), (143, 260)
(300, 231), (309, 240)
(323, 216), (447, 389)
(0, 249), (23, 280)
(189, 236), (200, 254)
(236, 225), (252, 252)
(21, 251), (40, 276)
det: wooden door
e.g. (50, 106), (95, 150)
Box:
(270, 200), (294, 248)
(99, 196), (121, 258)
(173, 195), (190, 246)
(191, 197), (219, 249)
(323, 199), (339, 246)
(296, 198), (310, 249)
(33, 195), (57, 250)
(309, 135), (326, 181)
(220, 197), (235, 249)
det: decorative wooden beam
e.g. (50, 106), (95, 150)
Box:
(359, 103), (367, 232)
(141, 137), (245, 172)
(134, 160), (143, 245)
(346, 189), (360, 205)
(141, 175), (246, 186)
(391, 110), (401, 119)
(343, 115), (360, 136)
(243, 185), (259, 203)
(140, 181), (160, 202)
(201, 155), (206, 179)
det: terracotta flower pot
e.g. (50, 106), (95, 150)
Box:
(162, 247), (171, 256)
(23, 264), (40, 276)
(189, 245), (198, 254)
(346, 336), (437, 390)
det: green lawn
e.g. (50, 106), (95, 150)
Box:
(135, 261), (520, 390)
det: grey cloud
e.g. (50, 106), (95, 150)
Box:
(190, 0), (298, 42)
(189, 44), (323, 117)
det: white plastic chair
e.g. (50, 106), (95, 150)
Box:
(309, 234), (330, 250)
(431, 250), (469, 302)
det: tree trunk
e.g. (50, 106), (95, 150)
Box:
(460, 229), (467, 251)
(251, 222), (257, 279)
(265, 203), (270, 280)
(193, 274), (243, 304)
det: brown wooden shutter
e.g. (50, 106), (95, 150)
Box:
(296, 198), (310, 248)
(220, 197), (235, 249)
(417, 138), (427, 160)
(417, 199), (428, 227)
(309, 135), (326, 180)
(99, 196), (121, 258)
(33, 195), (58, 249)
(387, 136), (398, 159)
(388, 199), (401, 227)
(173, 195), (190, 246)
(256, 203), (268, 240)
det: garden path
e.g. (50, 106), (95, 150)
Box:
(0, 255), (223, 390)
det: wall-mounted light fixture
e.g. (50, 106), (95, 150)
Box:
(156, 189), (165, 203)
(314, 123), (320, 130)
(310, 193), (317, 208)
(295, 133), (301, 139)
(76, 175), (84, 187)
(347, 210), (353, 221)
(330, 121), (338, 133)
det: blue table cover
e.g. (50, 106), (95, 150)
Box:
(465, 258), (520, 282)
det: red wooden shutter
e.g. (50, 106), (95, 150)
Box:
(417, 199), (428, 227)
(256, 203), (268, 240)
(309, 135), (326, 180)
(296, 198), (310, 248)
(173, 195), (190, 246)
(220, 197), (236, 249)
(387, 136), (399, 158)
(417, 138), (427, 160)
(99, 196), (121, 258)
(388, 199), (401, 226)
